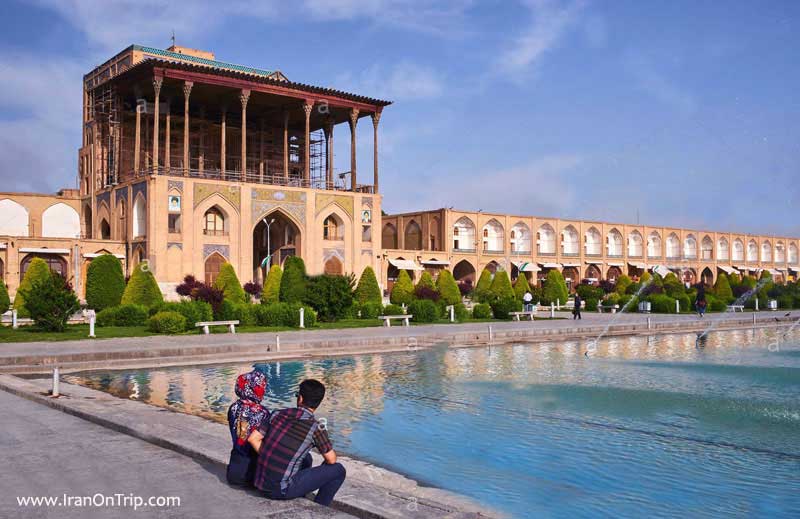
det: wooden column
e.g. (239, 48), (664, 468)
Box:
(259, 118), (265, 182)
(198, 107), (205, 174)
(371, 109), (381, 193)
(303, 101), (313, 185)
(220, 107), (227, 179)
(283, 110), (289, 180)
(323, 118), (334, 188)
(134, 100), (142, 173)
(240, 89), (250, 181)
(349, 108), (359, 191)
(164, 98), (171, 172)
(152, 76), (162, 172)
(182, 81), (192, 176)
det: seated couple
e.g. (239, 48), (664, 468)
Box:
(226, 371), (346, 507)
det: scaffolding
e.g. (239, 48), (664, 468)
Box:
(92, 83), (121, 187)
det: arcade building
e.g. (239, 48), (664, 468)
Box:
(0, 44), (797, 302)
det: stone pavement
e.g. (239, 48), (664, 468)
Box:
(0, 374), (496, 519)
(1, 311), (797, 374)
(0, 388), (352, 519)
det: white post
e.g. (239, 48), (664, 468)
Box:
(449, 305), (455, 323)
(755, 298), (759, 312)
(276, 335), (281, 351)
(753, 313), (756, 325)
(647, 317), (651, 330)
(52, 367), (60, 397)
(550, 303), (555, 319)
(88, 310), (96, 338)
(676, 299), (680, 313)
(299, 307), (305, 329)
(12, 309), (18, 329)
(557, 298), (560, 310)
(401, 303), (407, 314)
(488, 325), (493, 341)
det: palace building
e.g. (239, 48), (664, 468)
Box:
(0, 44), (798, 302)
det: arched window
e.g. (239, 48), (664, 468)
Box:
(100, 219), (111, 240)
(717, 237), (729, 261)
(429, 216), (441, 250)
(204, 252), (226, 285)
(204, 207), (226, 236)
(510, 222), (531, 253)
(701, 236), (713, 260)
(585, 227), (601, 256)
(747, 240), (758, 262)
(607, 229), (623, 257)
(683, 234), (697, 259)
(323, 215), (343, 240)
(83, 205), (92, 239)
(761, 241), (772, 262)
(132, 196), (146, 238)
(405, 220), (423, 250)
(452, 217), (476, 251)
(666, 233), (681, 259)
(42, 203), (80, 238)
(732, 239), (745, 261)
(21, 254), (67, 279)
(647, 232), (661, 258)
(382, 223), (398, 249)
(789, 243), (798, 264)
(562, 225), (579, 255)
(775, 242), (785, 263)
(537, 224), (555, 255)
(0, 199), (30, 236)
(324, 257), (343, 275)
(628, 231), (643, 257)
(483, 219), (505, 253)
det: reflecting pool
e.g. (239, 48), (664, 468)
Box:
(66, 328), (800, 518)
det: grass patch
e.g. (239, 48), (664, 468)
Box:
(0, 324), (156, 343)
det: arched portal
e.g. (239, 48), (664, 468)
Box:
(683, 268), (696, 285)
(562, 267), (579, 291)
(83, 205), (92, 239)
(701, 267), (714, 287)
(100, 219), (111, 240)
(204, 252), (226, 285)
(21, 253), (67, 279)
(453, 259), (476, 284)
(606, 266), (622, 283)
(585, 264), (601, 282)
(324, 257), (343, 275)
(253, 210), (302, 282)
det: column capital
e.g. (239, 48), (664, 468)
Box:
(240, 89), (251, 108)
(371, 110), (382, 128)
(349, 107), (360, 129)
(153, 76), (163, 95)
(183, 81), (193, 98)
(303, 101), (314, 118)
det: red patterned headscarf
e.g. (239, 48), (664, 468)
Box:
(230, 370), (269, 446)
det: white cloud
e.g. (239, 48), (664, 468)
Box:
(497, 0), (586, 80)
(336, 61), (445, 101)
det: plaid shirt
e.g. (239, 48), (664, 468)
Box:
(253, 407), (333, 494)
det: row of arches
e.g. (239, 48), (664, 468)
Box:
(381, 217), (442, 251)
(0, 199), (81, 238)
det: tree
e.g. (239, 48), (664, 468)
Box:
(640, 271), (652, 285)
(390, 270), (414, 305)
(13, 257), (52, 317)
(541, 270), (569, 306)
(713, 273), (733, 303)
(121, 263), (164, 308)
(85, 254), (125, 311)
(213, 262), (247, 303)
(615, 274), (632, 295)
(261, 265), (283, 305)
(513, 274), (532, 301)
(474, 269), (493, 302)
(662, 272), (685, 298)
(21, 271), (79, 332)
(0, 278), (9, 314)
(490, 271), (515, 300)
(354, 266), (382, 305)
(279, 256), (307, 303)
(415, 271), (436, 291)
(306, 275), (355, 321)
(436, 270), (461, 306)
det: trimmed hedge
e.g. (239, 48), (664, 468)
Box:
(648, 294), (677, 314)
(453, 302), (469, 322)
(279, 256), (307, 303)
(97, 304), (149, 327)
(513, 274), (532, 302)
(390, 270), (414, 305)
(13, 257), (51, 317)
(491, 296), (522, 320)
(85, 254), (126, 312)
(254, 302), (316, 328)
(305, 274), (354, 322)
(408, 299), (439, 323)
(541, 270), (569, 306)
(213, 262), (247, 303)
(489, 271), (514, 301)
(436, 270), (461, 306)
(153, 300), (213, 330)
(474, 269), (493, 302)
(585, 298), (599, 311)
(148, 311), (187, 334)
(261, 265), (283, 304)
(122, 264), (164, 308)
(358, 302), (383, 319)
(472, 303), (492, 319)
(714, 273), (733, 303)
(383, 304), (404, 315)
(355, 266), (382, 305)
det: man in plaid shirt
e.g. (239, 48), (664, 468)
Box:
(248, 379), (346, 506)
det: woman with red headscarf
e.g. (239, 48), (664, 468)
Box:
(227, 369), (270, 486)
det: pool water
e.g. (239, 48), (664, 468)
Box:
(66, 328), (800, 518)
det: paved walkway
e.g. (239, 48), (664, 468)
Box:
(0, 389), (351, 519)
(2, 311), (797, 373)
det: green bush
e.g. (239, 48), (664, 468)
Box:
(676, 294), (691, 312)
(713, 273), (733, 303)
(359, 302), (383, 319)
(615, 274), (632, 295)
(619, 294), (637, 309)
(85, 254), (125, 312)
(279, 256), (307, 303)
(13, 257), (51, 317)
(491, 296), (522, 320)
(436, 270), (461, 306)
(390, 270), (414, 305)
(541, 270), (569, 306)
(217, 301), (257, 326)
(383, 304), (404, 315)
(261, 265), (283, 304)
(254, 303), (291, 327)
(148, 311), (187, 334)
(605, 293), (621, 307)
(585, 298), (599, 311)
(453, 302), (469, 322)
(489, 271), (514, 301)
(305, 274), (354, 321)
(122, 263), (164, 308)
(513, 274), (532, 301)
(474, 269), (493, 303)
(214, 262), (247, 303)
(648, 294), (678, 314)
(96, 304), (149, 327)
(0, 278), (9, 314)
(777, 295), (794, 309)
(415, 271), (436, 292)
(662, 273), (685, 298)
(577, 284), (604, 301)
(705, 294), (727, 312)
(408, 299), (439, 323)
(153, 300), (213, 330)
(472, 303), (492, 319)
(21, 272), (80, 332)
(287, 303), (317, 328)
(354, 266), (382, 305)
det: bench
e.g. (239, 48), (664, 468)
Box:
(510, 311), (536, 321)
(195, 320), (239, 334)
(726, 305), (745, 313)
(379, 315), (412, 327)
(598, 304), (620, 314)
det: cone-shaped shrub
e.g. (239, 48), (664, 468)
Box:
(513, 274), (531, 301)
(355, 266), (382, 305)
(415, 271), (436, 292)
(474, 269), (493, 302)
(261, 265), (283, 305)
(615, 274), (632, 295)
(85, 254), (125, 311)
(13, 257), (51, 317)
(279, 256), (307, 303)
(436, 270), (461, 306)
(489, 271), (515, 300)
(121, 263), (164, 308)
(714, 273), (733, 303)
(390, 270), (414, 305)
(541, 269), (569, 306)
(0, 278), (9, 314)
(213, 262), (247, 303)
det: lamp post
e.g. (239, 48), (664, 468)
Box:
(263, 218), (276, 271)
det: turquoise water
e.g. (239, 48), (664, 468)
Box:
(66, 328), (800, 518)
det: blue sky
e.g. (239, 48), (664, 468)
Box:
(1, 0), (798, 236)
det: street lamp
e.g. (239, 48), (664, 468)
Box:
(263, 217), (275, 270)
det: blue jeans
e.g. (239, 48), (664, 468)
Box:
(269, 453), (347, 506)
